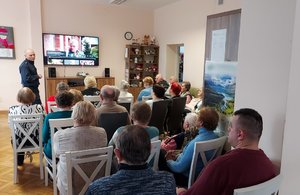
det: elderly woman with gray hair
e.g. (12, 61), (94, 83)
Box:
(119, 80), (133, 98)
(53, 101), (107, 195)
(81, 75), (100, 96)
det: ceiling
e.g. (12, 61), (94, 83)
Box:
(84, 0), (182, 10)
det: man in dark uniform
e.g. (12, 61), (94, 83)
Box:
(19, 49), (42, 104)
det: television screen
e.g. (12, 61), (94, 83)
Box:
(42, 33), (99, 66)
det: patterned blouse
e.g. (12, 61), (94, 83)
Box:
(8, 104), (44, 147)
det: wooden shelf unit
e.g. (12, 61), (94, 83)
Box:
(125, 44), (159, 87)
(45, 77), (115, 99)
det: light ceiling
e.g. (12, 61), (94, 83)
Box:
(84, 0), (182, 10)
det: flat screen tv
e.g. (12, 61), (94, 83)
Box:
(42, 33), (99, 66)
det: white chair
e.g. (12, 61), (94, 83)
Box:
(142, 95), (152, 101)
(233, 174), (282, 195)
(45, 118), (74, 195)
(65, 146), (113, 195)
(117, 96), (134, 113)
(48, 101), (58, 113)
(83, 95), (101, 107)
(188, 136), (227, 188)
(9, 113), (44, 183)
(146, 140), (161, 171)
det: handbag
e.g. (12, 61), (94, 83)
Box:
(161, 136), (177, 151)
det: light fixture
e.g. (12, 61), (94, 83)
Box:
(109, 0), (127, 5)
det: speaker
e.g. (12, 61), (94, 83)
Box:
(105, 68), (110, 77)
(48, 67), (56, 78)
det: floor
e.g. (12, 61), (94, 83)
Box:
(0, 111), (53, 195)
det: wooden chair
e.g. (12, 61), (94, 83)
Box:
(48, 101), (58, 113)
(98, 112), (129, 142)
(165, 96), (186, 135)
(188, 136), (227, 188)
(83, 95), (101, 107)
(45, 118), (74, 195)
(117, 96), (134, 113)
(64, 146), (113, 195)
(233, 174), (282, 195)
(148, 100), (170, 134)
(9, 113), (44, 183)
(146, 140), (161, 171)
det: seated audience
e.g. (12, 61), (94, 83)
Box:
(42, 91), (74, 159)
(46, 82), (69, 113)
(112, 85), (120, 102)
(169, 82), (182, 98)
(8, 87), (44, 165)
(81, 76), (100, 96)
(109, 102), (159, 146)
(163, 107), (219, 187)
(95, 85), (130, 126)
(165, 75), (178, 96)
(180, 81), (193, 104)
(161, 113), (198, 152)
(137, 76), (153, 101)
(86, 125), (176, 194)
(186, 88), (203, 113)
(53, 101), (107, 195)
(145, 84), (165, 108)
(155, 73), (169, 91)
(69, 88), (83, 106)
(178, 108), (277, 195)
(119, 80), (133, 98)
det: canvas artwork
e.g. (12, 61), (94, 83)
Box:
(0, 26), (15, 59)
(203, 61), (237, 116)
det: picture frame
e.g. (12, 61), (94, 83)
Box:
(0, 26), (15, 59)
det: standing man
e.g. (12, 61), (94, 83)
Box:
(19, 49), (42, 104)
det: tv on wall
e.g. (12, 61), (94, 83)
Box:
(42, 33), (99, 66)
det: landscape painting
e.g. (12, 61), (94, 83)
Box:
(203, 61), (237, 116)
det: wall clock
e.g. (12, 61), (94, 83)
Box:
(124, 31), (133, 40)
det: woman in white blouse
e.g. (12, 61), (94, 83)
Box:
(8, 87), (44, 166)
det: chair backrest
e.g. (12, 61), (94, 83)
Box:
(83, 95), (101, 107)
(9, 113), (44, 183)
(66, 146), (113, 195)
(48, 101), (58, 113)
(148, 100), (170, 134)
(117, 96), (134, 113)
(233, 174), (282, 195)
(188, 136), (227, 188)
(142, 95), (152, 101)
(166, 96), (186, 135)
(98, 112), (128, 141)
(9, 113), (44, 152)
(146, 140), (161, 171)
(48, 118), (74, 192)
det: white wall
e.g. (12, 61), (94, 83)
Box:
(281, 0), (300, 194)
(42, 0), (153, 91)
(154, 0), (241, 88)
(236, 0), (295, 166)
(0, 0), (44, 110)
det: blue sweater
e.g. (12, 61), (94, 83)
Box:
(137, 87), (152, 102)
(167, 127), (218, 177)
(42, 110), (72, 159)
(86, 164), (176, 195)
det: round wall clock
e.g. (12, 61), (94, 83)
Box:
(124, 31), (133, 40)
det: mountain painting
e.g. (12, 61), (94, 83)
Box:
(203, 61), (237, 116)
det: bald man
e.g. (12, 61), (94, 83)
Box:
(19, 49), (42, 104)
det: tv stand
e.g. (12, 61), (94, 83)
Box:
(45, 77), (115, 99)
